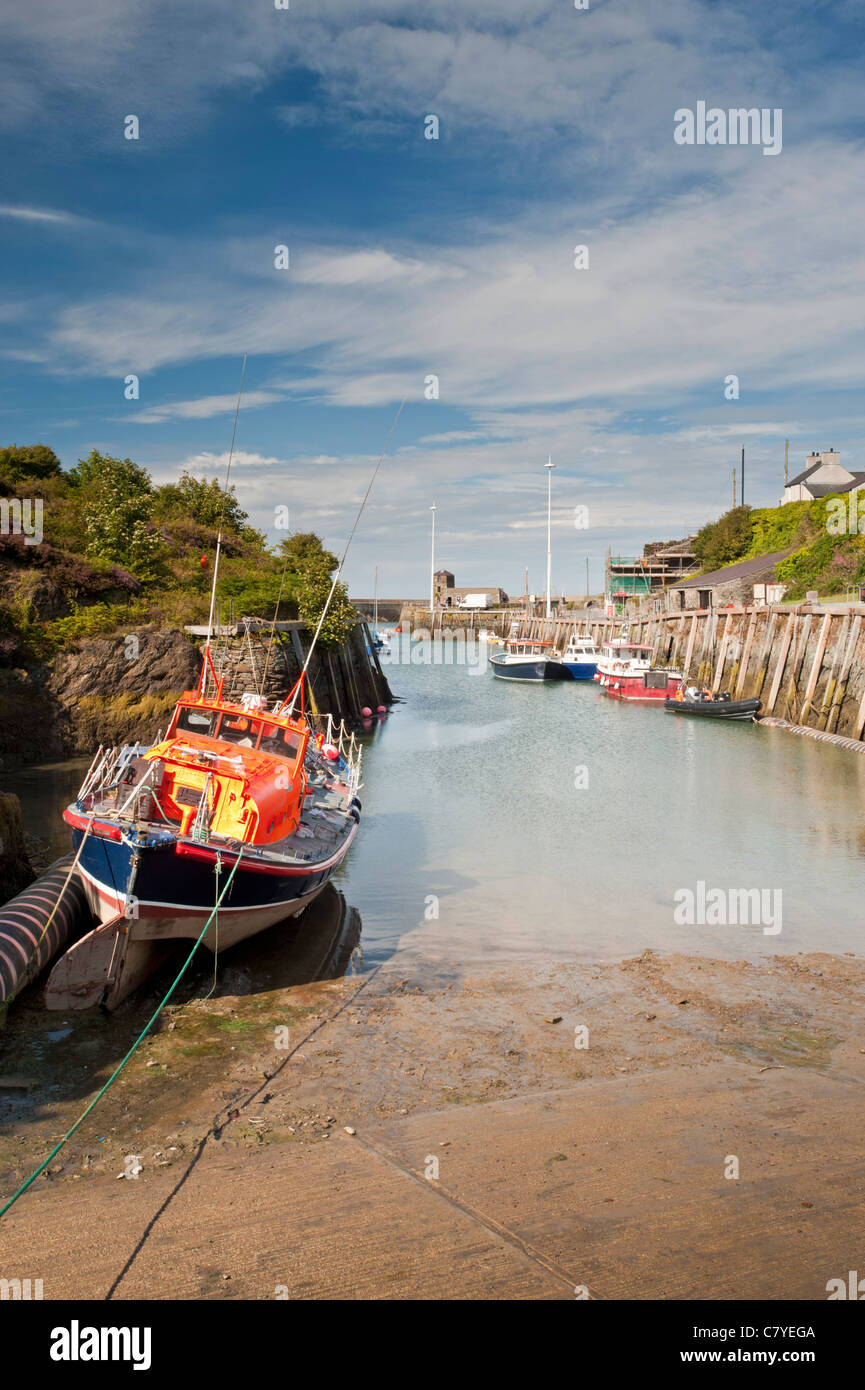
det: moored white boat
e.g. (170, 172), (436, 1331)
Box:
(560, 634), (600, 680)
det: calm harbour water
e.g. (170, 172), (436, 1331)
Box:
(341, 638), (865, 966)
(4, 638), (864, 970)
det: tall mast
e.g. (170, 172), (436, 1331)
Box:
(201, 353), (246, 695)
(284, 396), (407, 716)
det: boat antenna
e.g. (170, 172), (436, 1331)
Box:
(201, 353), (247, 695)
(284, 394), (407, 717)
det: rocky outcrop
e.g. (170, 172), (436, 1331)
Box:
(48, 627), (201, 754)
(0, 665), (64, 767)
(0, 619), (391, 768)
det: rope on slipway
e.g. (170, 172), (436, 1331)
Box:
(0, 849), (244, 1221)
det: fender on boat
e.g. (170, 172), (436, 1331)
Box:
(0, 854), (92, 1005)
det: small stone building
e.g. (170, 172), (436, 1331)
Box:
(433, 570), (455, 604)
(667, 549), (793, 610)
(433, 570), (508, 607)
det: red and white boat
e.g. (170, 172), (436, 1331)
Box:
(595, 638), (682, 702)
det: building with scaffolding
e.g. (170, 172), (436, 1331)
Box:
(606, 536), (700, 603)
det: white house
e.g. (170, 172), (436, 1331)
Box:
(782, 449), (865, 504)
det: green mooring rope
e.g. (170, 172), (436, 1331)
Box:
(0, 849), (243, 1221)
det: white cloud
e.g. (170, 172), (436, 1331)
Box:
(183, 449), (283, 472)
(39, 143), (865, 420)
(0, 0), (816, 163)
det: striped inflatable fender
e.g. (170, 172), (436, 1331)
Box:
(0, 855), (91, 1005)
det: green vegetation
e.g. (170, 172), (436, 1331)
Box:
(693, 506), (753, 570)
(0, 444), (356, 660)
(692, 494), (865, 600)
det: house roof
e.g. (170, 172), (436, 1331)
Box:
(803, 473), (865, 498)
(669, 548), (795, 589)
(786, 461), (823, 488)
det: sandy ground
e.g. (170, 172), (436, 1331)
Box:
(1, 931), (863, 1300)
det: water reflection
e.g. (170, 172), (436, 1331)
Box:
(208, 884), (363, 994)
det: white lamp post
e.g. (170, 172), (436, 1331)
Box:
(430, 502), (437, 615)
(544, 456), (555, 619)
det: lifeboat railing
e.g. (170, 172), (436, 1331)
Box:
(304, 712), (364, 795)
(77, 742), (151, 807)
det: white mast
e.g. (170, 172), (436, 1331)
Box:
(202, 353), (246, 693)
(544, 455), (555, 619)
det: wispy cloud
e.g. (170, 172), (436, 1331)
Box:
(124, 391), (285, 424)
(0, 204), (88, 225)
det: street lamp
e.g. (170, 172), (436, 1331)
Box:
(545, 456), (555, 619)
(430, 502), (437, 615)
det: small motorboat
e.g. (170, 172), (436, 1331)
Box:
(665, 689), (761, 721)
(560, 634), (599, 680)
(477, 628), (501, 644)
(489, 639), (570, 682)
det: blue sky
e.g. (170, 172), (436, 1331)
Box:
(2, 0), (865, 597)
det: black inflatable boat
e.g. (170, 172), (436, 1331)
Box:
(665, 693), (761, 721)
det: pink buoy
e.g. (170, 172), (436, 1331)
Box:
(361, 706), (372, 717)
(323, 743), (339, 760)
(376, 705), (386, 714)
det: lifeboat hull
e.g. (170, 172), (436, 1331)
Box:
(67, 821), (357, 950)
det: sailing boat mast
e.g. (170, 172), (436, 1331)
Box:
(284, 396), (407, 716)
(200, 353), (247, 695)
(374, 565), (378, 631)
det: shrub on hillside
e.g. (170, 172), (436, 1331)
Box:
(0, 444), (62, 485)
(694, 506), (753, 570)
